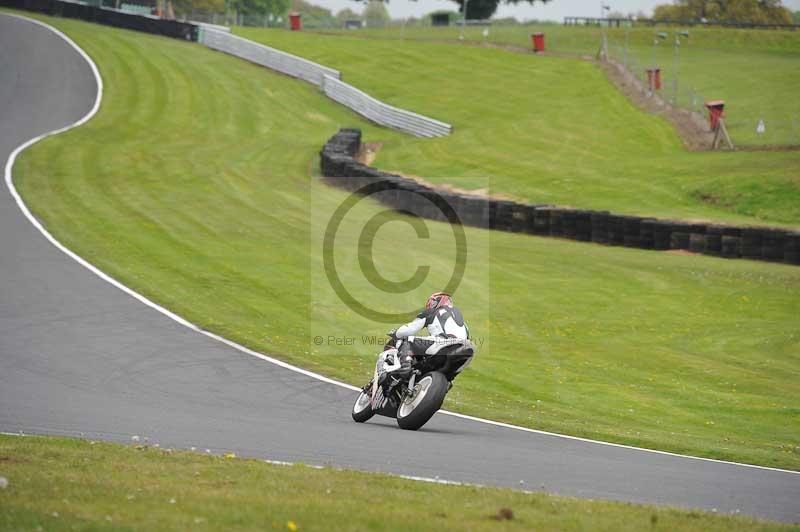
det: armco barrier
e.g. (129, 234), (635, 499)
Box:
(200, 29), (339, 87)
(321, 75), (452, 138)
(198, 30), (452, 138)
(193, 21), (230, 33)
(2, 0), (198, 40)
(320, 128), (800, 266)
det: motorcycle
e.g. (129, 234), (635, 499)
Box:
(351, 334), (475, 430)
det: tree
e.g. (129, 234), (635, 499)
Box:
(492, 16), (520, 25)
(363, 0), (390, 27)
(724, 0), (792, 23)
(450, 0), (549, 20)
(424, 9), (458, 24)
(171, 0), (225, 17)
(336, 7), (361, 24)
(652, 0), (792, 24)
(229, 0), (288, 18)
(290, 0), (338, 26)
(356, 0), (548, 22)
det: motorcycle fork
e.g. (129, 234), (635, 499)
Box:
(369, 365), (381, 408)
(401, 371), (419, 402)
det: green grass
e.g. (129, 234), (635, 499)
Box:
(7, 11), (800, 470)
(235, 27), (800, 227)
(0, 435), (793, 531)
(313, 24), (800, 146)
(333, 23), (800, 55)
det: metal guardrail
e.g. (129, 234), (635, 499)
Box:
(192, 21), (230, 33)
(321, 75), (452, 138)
(200, 28), (340, 86)
(199, 29), (453, 138)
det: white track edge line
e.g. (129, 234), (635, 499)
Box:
(3, 12), (798, 479)
(0, 431), (504, 494)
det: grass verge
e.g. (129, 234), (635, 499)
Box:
(6, 11), (800, 469)
(312, 24), (800, 146)
(0, 435), (792, 531)
(236, 26), (800, 226)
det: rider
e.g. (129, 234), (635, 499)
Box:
(390, 292), (469, 376)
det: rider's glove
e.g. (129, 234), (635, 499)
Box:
(387, 328), (398, 340)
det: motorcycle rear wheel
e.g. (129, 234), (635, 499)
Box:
(352, 390), (376, 423)
(396, 372), (448, 431)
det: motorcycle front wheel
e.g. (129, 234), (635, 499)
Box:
(396, 372), (449, 431)
(352, 390), (376, 423)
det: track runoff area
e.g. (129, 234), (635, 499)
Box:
(0, 12), (799, 525)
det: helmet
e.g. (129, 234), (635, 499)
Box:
(425, 292), (452, 311)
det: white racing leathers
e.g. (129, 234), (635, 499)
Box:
(395, 305), (469, 358)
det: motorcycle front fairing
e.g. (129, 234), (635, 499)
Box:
(365, 337), (475, 419)
(370, 347), (402, 418)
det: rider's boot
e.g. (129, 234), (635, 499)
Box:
(394, 341), (414, 377)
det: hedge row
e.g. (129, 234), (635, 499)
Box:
(2, 0), (198, 41)
(321, 129), (800, 266)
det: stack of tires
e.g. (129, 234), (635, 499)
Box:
(319, 129), (800, 268)
(590, 211), (610, 244)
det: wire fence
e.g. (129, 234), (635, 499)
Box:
(139, 11), (800, 147)
(298, 21), (800, 147)
(602, 37), (800, 147)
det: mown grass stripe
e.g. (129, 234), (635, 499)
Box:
(5, 10), (799, 470)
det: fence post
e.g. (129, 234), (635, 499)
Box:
(623, 23), (629, 69)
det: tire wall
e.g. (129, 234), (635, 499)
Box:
(320, 129), (800, 266)
(1, 0), (199, 40)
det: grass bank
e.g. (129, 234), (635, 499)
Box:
(236, 27), (800, 226)
(312, 24), (800, 146)
(0, 435), (792, 531)
(7, 11), (800, 469)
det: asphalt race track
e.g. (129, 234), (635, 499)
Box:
(1, 13), (799, 524)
